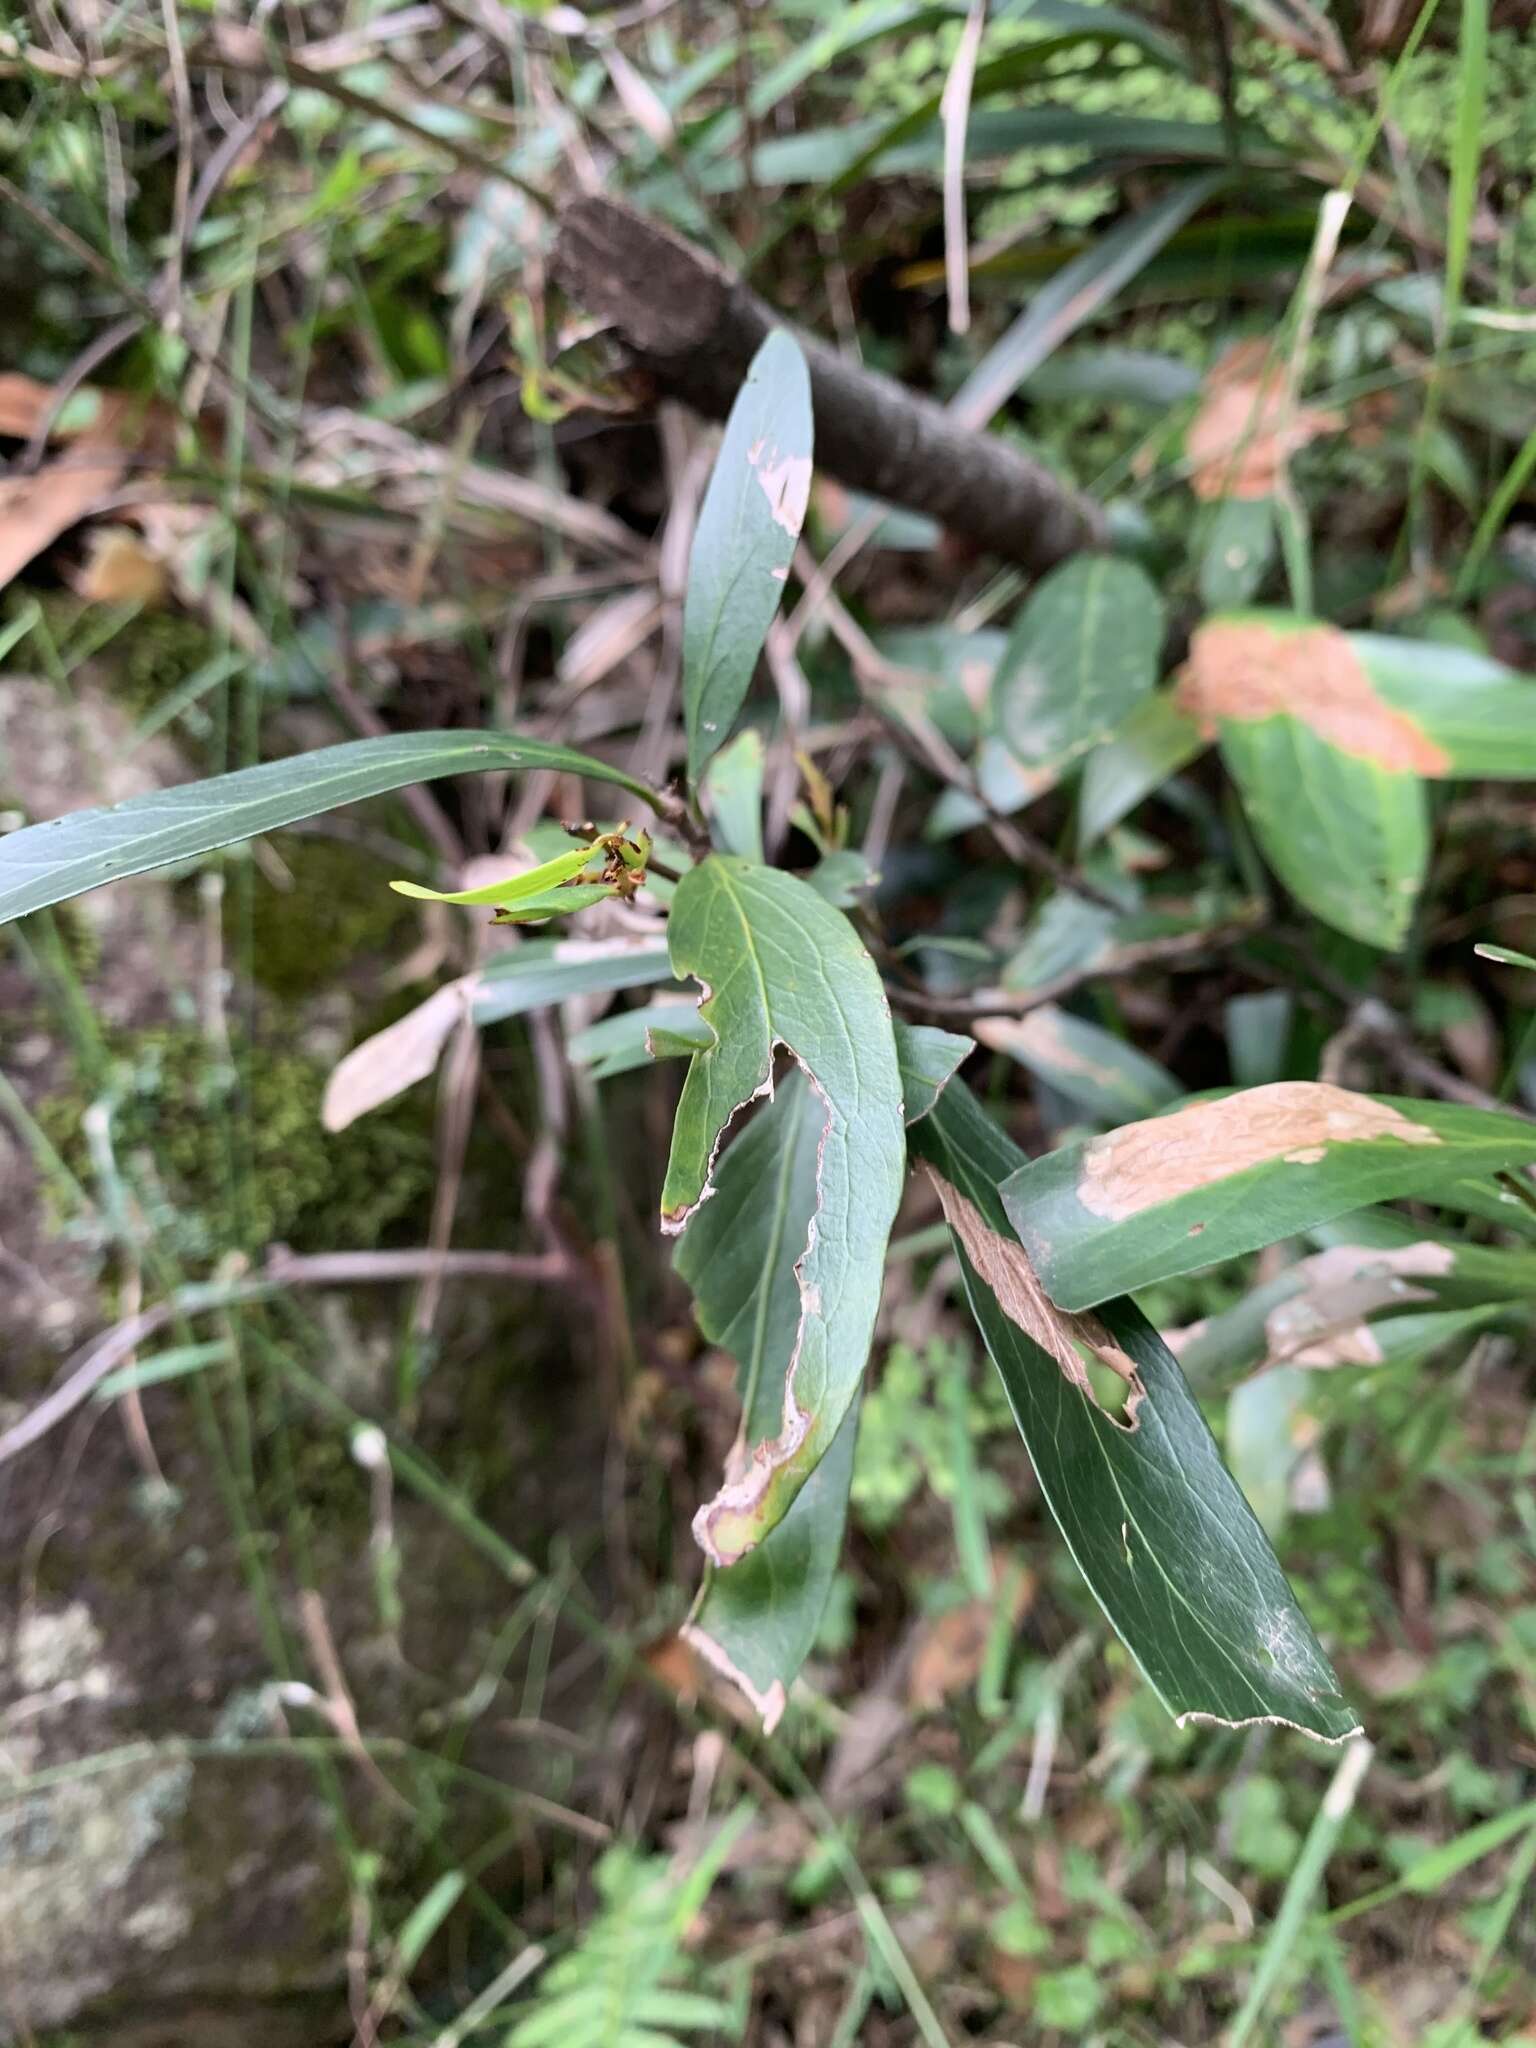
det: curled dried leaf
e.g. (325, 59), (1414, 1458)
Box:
(1077, 1082), (1442, 1223)
(1178, 619), (1450, 775)
(322, 979), (474, 1132)
(1264, 1240), (1455, 1367)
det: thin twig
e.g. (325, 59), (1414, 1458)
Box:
(158, 0), (196, 323)
(940, 0), (988, 336)
(0, 1248), (572, 1470)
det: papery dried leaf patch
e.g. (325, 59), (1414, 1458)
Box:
(926, 1169), (1144, 1427)
(1077, 1082), (1441, 1223)
(1186, 339), (1344, 501)
(1178, 618), (1449, 776)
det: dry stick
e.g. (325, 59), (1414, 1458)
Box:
(158, 0), (196, 324)
(552, 195), (1105, 575)
(940, 0), (988, 337)
(0, 1247), (570, 1470)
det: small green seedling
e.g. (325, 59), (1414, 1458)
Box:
(389, 825), (652, 924)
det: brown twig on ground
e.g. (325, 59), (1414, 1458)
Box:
(553, 194), (1106, 575)
(0, 1247), (571, 1470)
(1325, 997), (1535, 1116)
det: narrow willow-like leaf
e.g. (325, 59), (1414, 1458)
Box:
(1076, 690), (1207, 850)
(1001, 1082), (1536, 1311)
(0, 731), (657, 928)
(951, 172), (1227, 426)
(676, 1073), (852, 1729)
(701, 728), (767, 860)
(977, 1005), (1179, 1124)
(992, 554), (1165, 773)
(662, 857), (903, 1565)
(683, 332), (814, 785)
(910, 1078), (1360, 1743)
(461, 945), (671, 1034)
(390, 846), (600, 905)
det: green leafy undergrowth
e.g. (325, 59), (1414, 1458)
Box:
(852, 1335), (1012, 1534)
(36, 1026), (434, 1259)
(507, 1828), (747, 2048)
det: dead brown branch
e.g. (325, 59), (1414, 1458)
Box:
(553, 194), (1106, 575)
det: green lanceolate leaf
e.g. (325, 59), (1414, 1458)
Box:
(909, 1078), (1360, 1743)
(390, 845), (604, 907)
(1000, 1082), (1536, 1311)
(1077, 690), (1207, 850)
(976, 1004), (1181, 1125)
(992, 554), (1165, 774)
(662, 856), (904, 1565)
(676, 1072), (852, 1729)
(471, 938), (675, 1022)
(682, 331), (814, 785)
(0, 731), (658, 928)
(894, 1020), (974, 1124)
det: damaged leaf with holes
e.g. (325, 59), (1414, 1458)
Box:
(674, 1021), (969, 1725)
(662, 856), (905, 1571)
(910, 1078), (1360, 1743)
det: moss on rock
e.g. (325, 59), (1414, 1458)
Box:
(238, 832), (417, 1001)
(36, 1026), (434, 1259)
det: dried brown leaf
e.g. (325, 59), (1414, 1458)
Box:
(322, 978), (475, 1133)
(73, 525), (170, 607)
(1264, 1240), (1455, 1367)
(0, 373), (59, 438)
(907, 1569), (1033, 1711)
(0, 435), (129, 592)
